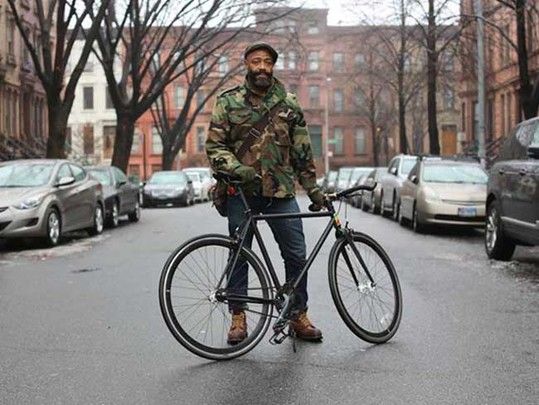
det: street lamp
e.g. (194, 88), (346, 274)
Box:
(323, 77), (332, 174)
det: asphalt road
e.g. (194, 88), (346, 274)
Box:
(0, 197), (537, 404)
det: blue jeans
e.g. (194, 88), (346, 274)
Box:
(227, 194), (308, 313)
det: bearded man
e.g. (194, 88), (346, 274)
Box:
(206, 43), (325, 344)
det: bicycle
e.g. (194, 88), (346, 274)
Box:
(159, 172), (402, 360)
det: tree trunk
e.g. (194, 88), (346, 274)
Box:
(515, 0), (537, 119)
(398, 93), (407, 153)
(162, 140), (176, 170)
(111, 112), (135, 172)
(427, 0), (440, 155)
(370, 121), (379, 167)
(45, 100), (69, 158)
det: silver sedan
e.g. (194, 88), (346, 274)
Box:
(0, 159), (105, 246)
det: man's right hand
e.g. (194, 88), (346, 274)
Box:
(233, 164), (257, 183)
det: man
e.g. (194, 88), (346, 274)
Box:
(206, 43), (325, 344)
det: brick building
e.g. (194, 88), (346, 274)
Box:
(0, 0), (48, 160)
(459, 0), (539, 150)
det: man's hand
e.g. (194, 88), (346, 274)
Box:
(308, 188), (326, 212)
(233, 164), (257, 183)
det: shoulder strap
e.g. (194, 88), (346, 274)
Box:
(236, 101), (284, 160)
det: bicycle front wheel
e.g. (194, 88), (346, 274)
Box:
(159, 235), (273, 360)
(328, 232), (402, 344)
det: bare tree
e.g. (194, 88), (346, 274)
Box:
(6, 0), (110, 158)
(93, 0), (291, 172)
(483, 0), (539, 119)
(410, 0), (462, 155)
(150, 42), (243, 170)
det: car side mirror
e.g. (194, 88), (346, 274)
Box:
(56, 176), (75, 187)
(187, 180), (193, 184)
(410, 175), (418, 184)
(390, 167), (397, 175)
(117, 180), (127, 187)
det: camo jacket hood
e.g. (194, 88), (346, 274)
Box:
(205, 77), (318, 198)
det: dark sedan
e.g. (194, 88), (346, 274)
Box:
(485, 117), (539, 261)
(86, 166), (141, 228)
(142, 171), (194, 207)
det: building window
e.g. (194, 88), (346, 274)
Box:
(152, 127), (162, 154)
(334, 89), (344, 112)
(461, 102), (466, 132)
(354, 53), (365, 68)
(308, 51), (319, 71)
(506, 92), (512, 134)
(218, 56), (228, 75)
(131, 132), (141, 154)
(7, 19), (15, 56)
(501, 25), (511, 65)
(83, 87), (94, 110)
(307, 22), (319, 35)
(196, 126), (206, 153)
(106, 87), (114, 109)
(288, 51), (297, 70)
(196, 90), (205, 109)
(354, 88), (365, 109)
(83, 125), (94, 155)
(65, 126), (72, 153)
(333, 53), (344, 72)
(500, 94), (505, 136)
(309, 125), (322, 157)
(275, 50), (284, 70)
(175, 86), (185, 109)
(355, 128), (366, 154)
(443, 87), (455, 110)
(308, 85), (320, 108)
(103, 125), (115, 159)
(332, 127), (344, 155)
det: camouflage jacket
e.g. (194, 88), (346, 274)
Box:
(205, 78), (318, 198)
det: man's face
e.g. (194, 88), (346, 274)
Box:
(244, 49), (274, 89)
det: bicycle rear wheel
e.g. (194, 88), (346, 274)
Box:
(159, 235), (273, 360)
(328, 232), (402, 344)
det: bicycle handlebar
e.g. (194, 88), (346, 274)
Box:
(333, 183), (377, 199)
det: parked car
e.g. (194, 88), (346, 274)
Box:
(380, 154), (418, 220)
(141, 171), (194, 207)
(350, 174), (371, 207)
(485, 117), (539, 260)
(183, 167), (213, 201)
(335, 167), (355, 192)
(399, 158), (488, 232)
(185, 172), (205, 202)
(361, 167), (388, 214)
(347, 167), (374, 204)
(86, 165), (141, 227)
(321, 170), (338, 193)
(0, 159), (104, 246)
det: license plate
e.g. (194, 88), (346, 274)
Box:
(458, 207), (477, 217)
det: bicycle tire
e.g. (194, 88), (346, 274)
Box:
(159, 234), (273, 360)
(328, 231), (402, 344)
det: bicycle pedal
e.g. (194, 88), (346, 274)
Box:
(269, 330), (289, 345)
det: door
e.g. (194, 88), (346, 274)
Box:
(441, 125), (457, 156)
(54, 164), (78, 231)
(69, 164), (94, 227)
(113, 167), (135, 213)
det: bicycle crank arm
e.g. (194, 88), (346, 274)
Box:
(269, 328), (290, 345)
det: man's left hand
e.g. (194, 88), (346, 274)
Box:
(308, 188), (325, 211)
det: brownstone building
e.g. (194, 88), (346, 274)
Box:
(0, 0), (48, 160)
(459, 0), (539, 151)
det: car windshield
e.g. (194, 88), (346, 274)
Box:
(0, 163), (54, 187)
(88, 169), (112, 185)
(374, 168), (387, 180)
(148, 172), (186, 185)
(328, 171), (337, 181)
(422, 164), (488, 184)
(338, 168), (353, 182)
(401, 159), (417, 176)
(186, 173), (200, 182)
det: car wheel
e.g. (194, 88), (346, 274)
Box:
(44, 208), (61, 247)
(397, 205), (406, 226)
(360, 198), (368, 211)
(128, 200), (141, 222)
(392, 196), (400, 221)
(88, 204), (104, 236)
(106, 200), (120, 228)
(485, 200), (516, 261)
(412, 205), (425, 233)
(380, 191), (388, 217)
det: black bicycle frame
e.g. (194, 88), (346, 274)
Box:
(215, 187), (376, 308)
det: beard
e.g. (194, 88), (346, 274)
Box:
(247, 70), (273, 90)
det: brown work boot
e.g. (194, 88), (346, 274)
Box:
(227, 311), (247, 345)
(290, 311), (323, 341)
